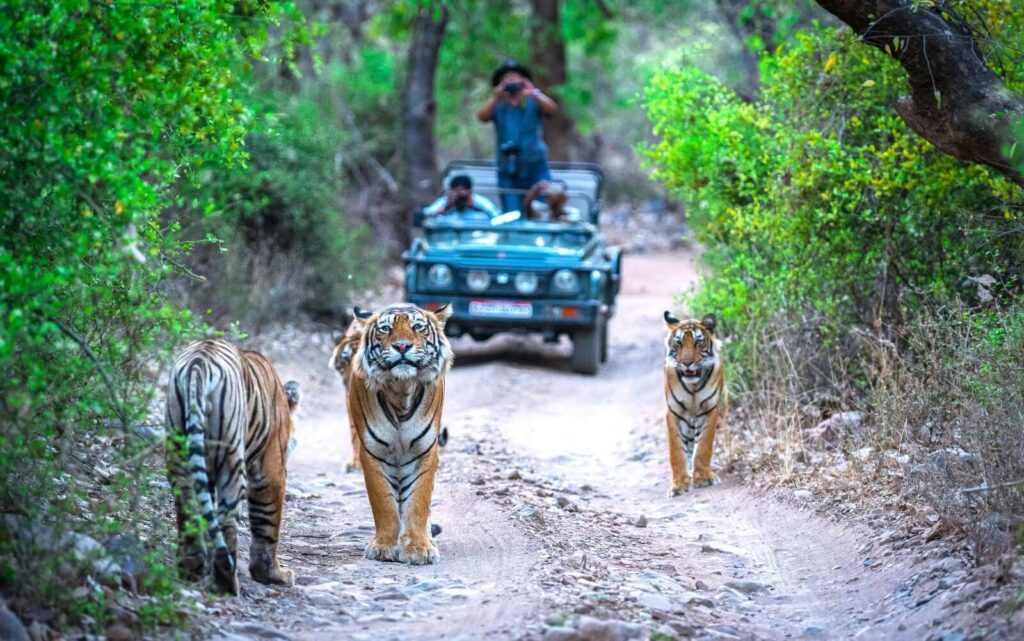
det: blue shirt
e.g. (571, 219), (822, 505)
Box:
(493, 96), (548, 165)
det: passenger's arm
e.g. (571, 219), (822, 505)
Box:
(522, 182), (545, 219)
(423, 196), (447, 217)
(529, 87), (558, 116)
(477, 85), (504, 122)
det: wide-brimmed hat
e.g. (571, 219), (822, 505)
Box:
(491, 59), (534, 86)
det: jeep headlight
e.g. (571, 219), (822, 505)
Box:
(514, 271), (539, 295)
(551, 269), (579, 295)
(466, 270), (491, 292)
(426, 264), (453, 290)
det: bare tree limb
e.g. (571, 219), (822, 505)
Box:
(814, 0), (1024, 185)
(54, 319), (130, 433)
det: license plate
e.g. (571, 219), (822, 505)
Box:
(468, 300), (533, 318)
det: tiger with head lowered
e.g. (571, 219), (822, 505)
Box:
(663, 312), (725, 495)
(347, 302), (453, 565)
(165, 339), (300, 594)
(329, 316), (367, 472)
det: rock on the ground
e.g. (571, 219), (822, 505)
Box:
(105, 623), (136, 641)
(804, 411), (865, 443)
(0, 603), (29, 641)
(577, 616), (644, 641)
(724, 579), (768, 594)
(229, 622), (293, 640)
(681, 592), (715, 608)
(976, 596), (1002, 612)
(637, 591), (674, 612)
(542, 616), (644, 641)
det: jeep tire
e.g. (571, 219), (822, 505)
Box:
(571, 321), (602, 375)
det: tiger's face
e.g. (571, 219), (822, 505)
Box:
(664, 312), (719, 380)
(357, 303), (454, 385)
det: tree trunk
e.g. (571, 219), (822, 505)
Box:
(529, 0), (575, 161)
(714, 0), (773, 101)
(399, 4), (449, 222)
(814, 0), (1023, 185)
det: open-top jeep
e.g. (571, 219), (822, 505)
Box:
(403, 160), (622, 375)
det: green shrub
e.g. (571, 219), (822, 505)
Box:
(642, 26), (1023, 380)
(177, 76), (380, 327)
(0, 0), (305, 632)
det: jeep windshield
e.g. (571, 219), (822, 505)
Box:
(424, 224), (592, 251)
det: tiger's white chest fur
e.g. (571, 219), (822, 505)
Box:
(665, 364), (722, 463)
(360, 381), (439, 510)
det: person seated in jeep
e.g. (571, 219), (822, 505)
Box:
(524, 181), (582, 223)
(423, 174), (500, 221)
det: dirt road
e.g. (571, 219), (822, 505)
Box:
(196, 251), (977, 641)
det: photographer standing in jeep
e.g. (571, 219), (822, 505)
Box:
(477, 60), (559, 213)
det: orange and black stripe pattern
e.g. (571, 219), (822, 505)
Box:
(165, 338), (299, 594)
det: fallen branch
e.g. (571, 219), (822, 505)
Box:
(959, 478), (1024, 495)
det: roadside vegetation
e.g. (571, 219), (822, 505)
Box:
(643, 3), (1024, 566)
(2, 0), (1022, 637)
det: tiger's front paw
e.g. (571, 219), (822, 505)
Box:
(669, 478), (691, 496)
(692, 472), (718, 489)
(250, 561), (294, 587)
(364, 540), (400, 562)
(399, 539), (438, 565)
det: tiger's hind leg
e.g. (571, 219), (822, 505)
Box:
(213, 459), (245, 596)
(166, 435), (208, 581)
(345, 421), (363, 473)
(171, 475), (208, 581)
(666, 414), (691, 496)
(247, 445), (294, 587)
(692, 410), (721, 489)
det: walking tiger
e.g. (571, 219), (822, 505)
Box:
(346, 302), (453, 565)
(663, 312), (725, 495)
(165, 339), (300, 594)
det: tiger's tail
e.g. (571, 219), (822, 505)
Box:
(183, 364), (233, 578)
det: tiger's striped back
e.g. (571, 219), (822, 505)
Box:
(165, 338), (299, 594)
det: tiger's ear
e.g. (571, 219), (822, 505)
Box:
(432, 303), (453, 326)
(701, 313), (717, 333)
(353, 306), (373, 320)
(284, 381), (301, 410)
(664, 310), (680, 327)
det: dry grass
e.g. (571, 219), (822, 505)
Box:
(720, 305), (1024, 563)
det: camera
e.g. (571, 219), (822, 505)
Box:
(503, 81), (523, 96)
(454, 194), (469, 209)
(499, 140), (520, 175)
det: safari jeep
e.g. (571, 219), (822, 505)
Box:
(403, 160), (622, 375)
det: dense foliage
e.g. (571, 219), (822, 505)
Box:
(0, 0), (304, 629)
(643, 26), (1023, 372)
(643, 9), (1024, 558)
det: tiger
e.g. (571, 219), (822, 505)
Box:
(663, 311), (725, 495)
(165, 339), (300, 595)
(329, 314), (368, 472)
(346, 302), (453, 565)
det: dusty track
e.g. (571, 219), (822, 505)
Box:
(193, 251), (976, 641)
